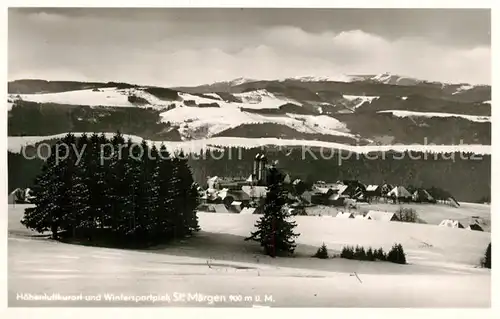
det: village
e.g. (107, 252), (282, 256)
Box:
(8, 153), (486, 232)
(197, 153), (486, 232)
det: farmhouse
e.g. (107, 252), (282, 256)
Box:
(467, 223), (484, 231)
(447, 197), (460, 208)
(335, 180), (366, 200)
(380, 183), (393, 197)
(387, 186), (412, 203)
(229, 201), (243, 213)
(365, 184), (381, 200)
(8, 188), (24, 204)
(312, 184), (350, 206)
(412, 189), (436, 203)
(439, 219), (465, 228)
(365, 210), (400, 222)
(207, 176), (251, 191)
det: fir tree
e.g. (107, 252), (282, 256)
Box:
(134, 141), (157, 241)
(245, 165), (299, 257)
(387, 243), (407, 264)
(354, 246), (366, 260)
(21, 149), (63, 239)
(69, 134), (92, 238)
(482, 243), (491, 269)
(99, 132), (115, 228)
(106, 132), (128, 234)
(21, 132), (202, 246)
(167, 151), (189, 238)
(176, 151), (200, 235)
(314, 243), (329, 259)
(56, 133), (80, 237)
(375, 248), (386, 261)
(125, 139), (143, 238)
(340, 246), (354, 259)
(87, 133), (109, 229)
(366, 247), (375, 261)
(154, 144), (175, 239)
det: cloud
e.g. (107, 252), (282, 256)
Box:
(8, 12), (491, 86)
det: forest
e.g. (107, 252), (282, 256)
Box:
(20, 133), (200, 247)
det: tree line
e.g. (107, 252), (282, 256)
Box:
(21, 132), (200, 247)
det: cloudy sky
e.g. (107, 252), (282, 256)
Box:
(8, 8), (491, 87)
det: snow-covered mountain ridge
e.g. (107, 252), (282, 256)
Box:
(8, 77), (491, 146)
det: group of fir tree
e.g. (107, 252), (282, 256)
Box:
(21, 132), (200, 247)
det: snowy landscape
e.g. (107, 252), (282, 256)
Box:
(8, 203), (491, 307)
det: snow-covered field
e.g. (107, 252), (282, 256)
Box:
(7, 205), (491, 307)
(305, 202), (491, 232)
(8, 134), (492, 155)
(159, 90), (358, 139)
(378, 110), (491, 123)
(160, 107), (355, 139)
(9, 87), (170, 108)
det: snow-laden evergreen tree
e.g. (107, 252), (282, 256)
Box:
(154, 144), (175, 239)
(99, 132), (115, 227)
(68, 133), (92, 238)
(22, 132), (202, 246)
(482, 243), (491, 269)
(127, 139), (146, 239)
(148, 144), (168, 240)
(121, 138), (138, 237)
(245, 165), (299, 257)
(133, 140), (158, 241)
(106, 131), (130, 234)
(57, 133), (80, 237)
(387, 243), (407, 264)
(176, 151), (200, 235)
(87, 133), (108, 229)
(314, 243), (329, 259)
(167, 153), (183, 238)
(21, 147), (63, 239)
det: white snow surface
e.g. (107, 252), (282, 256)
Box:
(8, 87), (176, 109)
(8, 204), (490, 307)
(161, 107), (355, 139)
(8, 134), (492, 155)
(203, 93), (222, 100)
(231, 89), (299, 109)
(8, 87), (298, 112)
(160, 90), (357, 139)
(378, 110), (490, 123)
